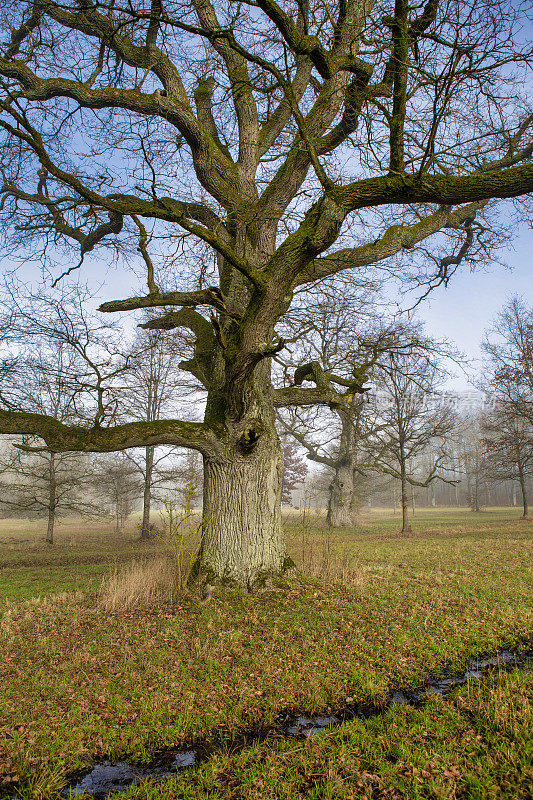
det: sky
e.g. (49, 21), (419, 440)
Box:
(414, 221), (533, 389)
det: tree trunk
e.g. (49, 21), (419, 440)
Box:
(191, 359), (293, 590)
(401, 474), (410, 533)
(399, 441), (411, 533)
(517, 464), (529, 518)
(46, 453), (56, 545)
(327, 459), (355, 527)
(140, 446), (154, 539)
(195, 426), (290, 589)
(326, 404), (358, 528)
(473, 477), (480, 512)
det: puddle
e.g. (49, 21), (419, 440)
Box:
(286, 714), (339, 737)
(62, 640), (533, 798)
(65, 752), (196, 798)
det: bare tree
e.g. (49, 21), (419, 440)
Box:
(122, 324), (192, 539)
(0, 335), (106, 542)
(93, 453), (142, 533)
(483, 403), (533, 519)
(0, 444), (101, 543)
(457, 413), (490, 512)
(0, 1), (532, 585)
(173, 449), (204, 506)
(483, 297), (533, 425)
(370, 346), (456, 533)
(277, 290), (391, 526)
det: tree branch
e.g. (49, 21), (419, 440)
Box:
(0, 411), (214, 454)
(295, 202), (484, 284)
(99, 289), (240, 318)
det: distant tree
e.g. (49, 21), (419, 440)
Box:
(122, 324), (191, 539)
(173, 449), (204, 507)
(453, 413), (488, 512)
(371, 346), (456, 533)
(483, 298), (533, 426)
(0, 334), (107, 543)
(483, 405), (533, 519)
(277, 293), (392, 526)
(93, 454), (141, 533)
(281, 440), (308, 506)
(0, 443), (101, 543)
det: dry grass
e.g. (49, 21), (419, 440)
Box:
(98, 557), (180, 611)
(293, 536), (362, 584)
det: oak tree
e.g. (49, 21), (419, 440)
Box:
(0, 0), (532, 586)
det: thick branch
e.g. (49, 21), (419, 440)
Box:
(273, 386), (350, 408)
(296, 202), (484, 284)
(99, 288), (239, 318)
(0, 411), (213, 454)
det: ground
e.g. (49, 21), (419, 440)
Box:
(0, 509), (532, 799)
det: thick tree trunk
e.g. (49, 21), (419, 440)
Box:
(140, 446), (154, 539)
(192, 350), (293, 589)
(46, 453), (56, 545)
(327, 459), (355, 527)
(326, 405), (358, 528)
(195, 427), (290, 588)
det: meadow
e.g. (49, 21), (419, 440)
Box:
(0, 508), (532, 799)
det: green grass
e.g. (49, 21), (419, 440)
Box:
(0, 508), (532, 799)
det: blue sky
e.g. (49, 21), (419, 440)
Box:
(415, 221), (532, 388)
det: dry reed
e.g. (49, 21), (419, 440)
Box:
(98, 557), (179, 611)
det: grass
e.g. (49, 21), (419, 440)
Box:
(0, 508), (532, 799)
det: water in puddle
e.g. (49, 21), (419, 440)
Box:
(390, 691), (409, 705)
(63, 751), (196, 798)
(286, 714), (339, 737)
(62, 644), (529, 798)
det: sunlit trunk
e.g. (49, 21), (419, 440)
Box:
(193, 362), (293, 588)
(195, 425), (290, 588)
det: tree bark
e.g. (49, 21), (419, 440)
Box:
(326, 405), (358, 528)
(472, 476), (481, 512)
(399, 440), (411, 533)
(400, 473), (410, 533)
(194, 423), (291, 589)
(517, 463), (529, 518)
(46, 452), (56, 545)
(140, 445), (154, 539)
(327, 459), (355, 527)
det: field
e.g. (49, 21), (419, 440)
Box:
(1, 508), (532, 799)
